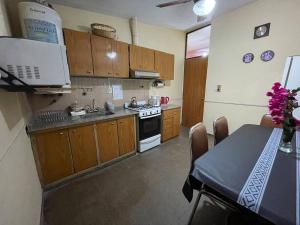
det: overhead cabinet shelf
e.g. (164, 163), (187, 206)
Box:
(63, 28), (175, 80)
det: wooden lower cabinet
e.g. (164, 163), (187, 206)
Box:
(162, 108), (181, 142)
(68, 125), (98, 172)
(31, 116), (137, 186)
(96, 120), (120, 163)
(33, 130), (74, 185)
(96, 116), (136, 163)
(118, 116), (136, 155)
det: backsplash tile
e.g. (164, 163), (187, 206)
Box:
(27, 77), (150, 113)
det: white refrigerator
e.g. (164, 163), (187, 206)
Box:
(281, 56), (300, 119)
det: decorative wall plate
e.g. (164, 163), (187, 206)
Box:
(242, 53), (254, 63)
(261, 50), (275, 62)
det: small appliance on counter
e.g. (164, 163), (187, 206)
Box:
(104, 101), (115, 113)
(126, 99), (161, 153)
(149, 96), (160, 107)
(160, 96), (170, 105)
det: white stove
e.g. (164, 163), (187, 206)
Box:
(127, 105), (161, 119)
(126, 101), (162, 152)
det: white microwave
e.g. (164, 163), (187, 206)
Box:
(0, 37), (70, 87)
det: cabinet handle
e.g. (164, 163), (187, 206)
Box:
(59, 132), (64, 135)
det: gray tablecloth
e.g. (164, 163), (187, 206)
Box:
(190, 124), (298, 225)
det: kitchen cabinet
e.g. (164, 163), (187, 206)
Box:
(162, 108), (181, 142)
(33, 130), (74, 185)
(68, 125), (98, 172)
(97, 116), (136, 162)
(155, 51), (175, 80)
(92, 35), (129, 78)
(31, 115), (137, 186)
(130, 45), (155, 72)
(96, 120), (120, 163)
(91, 35), (114, 77)
(117, 116), (136, 155)
(113, 41), (130, 78)
(63, 29), (94, 76)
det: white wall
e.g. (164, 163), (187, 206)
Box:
(204, 0), (300, 133)
(53, 4), (186, 106)
(0, 0), (42, 225)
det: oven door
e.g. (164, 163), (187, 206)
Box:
(139, 114), (161, 141)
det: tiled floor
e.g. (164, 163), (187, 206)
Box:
(43, 128), (229, 225)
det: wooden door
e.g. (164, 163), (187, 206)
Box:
(96, 120), (119, 163)
(68, 125), (98, 172)
(117, 116), (136, 155)
(141, 47), (155, 71)
(34, 130), (74, 184)
(91, 35), (114, 77)
(162, 117), (174, 142)
(113, 41), (129, 78)
(182, 57), (208, 127)
(172, 109), (181, 137)
(130, 45), (155, 71)
(155, 51), (175, 80)
(63, 29), (94, 76)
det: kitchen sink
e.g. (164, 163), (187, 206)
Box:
(80, 110), (114, 118)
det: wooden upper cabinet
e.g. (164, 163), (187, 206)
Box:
(63, 29), (94, 76)
(117, 116), (136, 156)
(155, 51), (175, 80)
(91, 35), (114, 77)
(113, 41), (129, 78)
(34, 130), (74, 184)
(96, 120), (120, 163)
(130, 45), (155, 72)
(68, 125), (98, 172)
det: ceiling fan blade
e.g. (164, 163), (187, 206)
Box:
(156, 0), (192, 8)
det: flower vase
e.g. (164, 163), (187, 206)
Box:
(279, 125), (296, 153)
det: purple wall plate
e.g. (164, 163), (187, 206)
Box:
(243, 53), (254, 63)
(261, 50), (275, 62)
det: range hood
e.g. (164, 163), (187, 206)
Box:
(130, 70), (160, 79)
(0, 37), (71, 93)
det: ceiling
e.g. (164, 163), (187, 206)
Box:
(49, 0), (257, 31)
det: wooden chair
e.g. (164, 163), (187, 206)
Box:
(260, 114), (283, 128)
(213, 116), (229, 145)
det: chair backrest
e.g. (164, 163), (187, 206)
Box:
(260, 114), (283, 128)
(189, 123), (209, 168)
(213, 116), (229, 145)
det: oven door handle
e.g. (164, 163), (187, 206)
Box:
(140, 114), (161, 120)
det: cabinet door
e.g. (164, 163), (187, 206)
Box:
(130, 45), (155, 71)
(130, 45), (142, 70)
(91, 35), (114, 77)
(97, 120), (119, 163)
(162, 117), (174, 142)
(63, 29), (94, 76)
(172, 109), (181, 137)
(113, 41), (129, 78)
(34, 130), (74, 184)
(155, 51), (174, 80)
(141, 47), (155, 71)
(68, 125), (98, 172)
(117, 116), (136, 155)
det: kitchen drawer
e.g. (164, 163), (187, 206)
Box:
(163, 108), (180, 119)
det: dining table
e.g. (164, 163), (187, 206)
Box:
(183, 124), (300, 225)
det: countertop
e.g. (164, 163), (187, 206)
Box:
(27, 108), (138, 134)
(161, 104), (181, 111)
